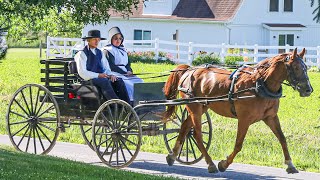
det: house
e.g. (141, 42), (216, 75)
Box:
(83, 0), (320, 60)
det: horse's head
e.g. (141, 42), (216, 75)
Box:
(284, 48), (313, 97)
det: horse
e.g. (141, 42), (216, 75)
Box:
(163, 48), (313, 174)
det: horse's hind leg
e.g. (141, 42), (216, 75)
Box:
(166, 115), (193, 166)
(263, 115), (299, 174)
(218, 120), (250, 172)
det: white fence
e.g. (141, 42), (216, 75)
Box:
(47, 36), (320, 67)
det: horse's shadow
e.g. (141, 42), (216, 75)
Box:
(128, 161), (285, 180)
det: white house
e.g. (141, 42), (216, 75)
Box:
(82, 0), (320, 61)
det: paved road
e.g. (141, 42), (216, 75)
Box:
(1, 135), (319, 180)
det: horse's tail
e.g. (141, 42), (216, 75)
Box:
(163, 64), (190, 121)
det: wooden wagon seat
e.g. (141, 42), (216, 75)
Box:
(68, 61), (102, 99)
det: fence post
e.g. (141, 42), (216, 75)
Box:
(64, 38), (67, 58)
(188, 42), (194, 65)
(317, 46), (320, 68)
(285, 44), (290, 53)
(220, 43), (226, 63)
(254, 44), (258, 62)
(46, 36), (50, 59)
(154, 38), (159, 63)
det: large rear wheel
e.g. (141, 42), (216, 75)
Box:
(6, 84), (60, 154)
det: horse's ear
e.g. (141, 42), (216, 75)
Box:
(298, 48), (306, 58)
(292, 48), (297, 59)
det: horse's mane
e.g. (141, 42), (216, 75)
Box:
(236, 53), (290, 84)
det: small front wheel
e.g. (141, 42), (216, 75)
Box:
(92, 99), (141, 168)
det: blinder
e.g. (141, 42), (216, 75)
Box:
(284, 55), (309, 90)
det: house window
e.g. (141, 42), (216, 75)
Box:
(134, 30), (151, 45)
(278, 34), (294, 53)
(284, 0), (293, 12)
(269, 0), (279, 12)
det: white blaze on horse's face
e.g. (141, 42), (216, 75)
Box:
(285, 48), (313, 97)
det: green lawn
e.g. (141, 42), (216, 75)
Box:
(0, 48), (319, 173)
(0, 145), (175, 180)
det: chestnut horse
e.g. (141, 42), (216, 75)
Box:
(164, 48), (313, 173)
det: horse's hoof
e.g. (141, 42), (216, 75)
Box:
(208, 164), (219, 173)
(166, 154), (175, 166)
(286, 167), (299, 174)
(218, 160), (227, 172)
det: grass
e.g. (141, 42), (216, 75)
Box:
(0, 145), (176, 180)
(0, 48), (319, 173)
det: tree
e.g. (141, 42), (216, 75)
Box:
(0, 0), (140, 25)
(310, 0), (320, 23)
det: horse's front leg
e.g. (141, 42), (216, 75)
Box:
(263, 115), (299, 174)
(193, 113), (218, 173)
(218, 120), (250, 172)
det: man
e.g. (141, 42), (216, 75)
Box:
(74, 29), (130, 104)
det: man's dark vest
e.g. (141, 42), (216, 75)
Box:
(83, 46), (104, 73)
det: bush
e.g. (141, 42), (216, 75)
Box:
(128, 51), (175, 64)
(225, 56), (244, 65)
(224, 48), (244, 65)
(192, 51), (220, 66)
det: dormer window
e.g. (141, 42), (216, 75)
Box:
(269, 0), (279, 12)
(284, 0), (293, 12)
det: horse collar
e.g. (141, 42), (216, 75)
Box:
(255, 79), (282, 99)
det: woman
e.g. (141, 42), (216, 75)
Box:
(102, 27), (143, 105)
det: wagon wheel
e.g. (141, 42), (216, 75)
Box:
(6, 84), (60, 154)
(92, 99), (142, 168)
(78, 84), (102, 151)
(163, 105), (212, 165)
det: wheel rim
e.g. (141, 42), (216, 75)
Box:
(92, 99), (141, 168)
(6, 84), (60, 154)
(163, 106), (212, 165)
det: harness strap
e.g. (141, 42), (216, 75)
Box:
(178, 69), (197, 98)
(228, 74), (238, 117)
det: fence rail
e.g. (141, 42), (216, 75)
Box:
(46, 36), (320, 67)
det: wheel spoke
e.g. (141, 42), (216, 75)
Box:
(201, 121), (208, 125)
(119, 141), (127, 163)
(114, 103), (118, 127)
(35, 93), (48, 116)
(9, 120), (29, 126)
(202, 131), (209, 135)
(11, 123), (29, 137)
(33, 126), (37, 154)
(120, 135), (137, 146)
(100, 113), (114, 128)
(36, 105), (55, 118)
(108, 142), (116, 163)
(25, 126), (33, 152)
(17, 125), (30, 146)
(97, 136), (112, 148)
(190, 136), (201, 150)
(106, 105), (115, 126)
(36, 124), (52, 143)
(119, 137), (134, 156)
(189, 138), (197, 160)
(9, 110), (29, 119)
(29, 86), (34, 115)
(13, 99), (30, 117)
(35, 125), (45, 151)
(118, 112), (132, 130)
(38, 117), (57, 122)
(121, 120), (137, 131)
(116, 140), (119, 165)
(84, 126), (92, 133)
(167, 134), (179, 142)
(33, 88), (41, 116)
(186, 136), (189, 162)
(20, 90), (32, 115)
(38, 122), (55, 132)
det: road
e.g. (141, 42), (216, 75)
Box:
(1, 135), (319, 180)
